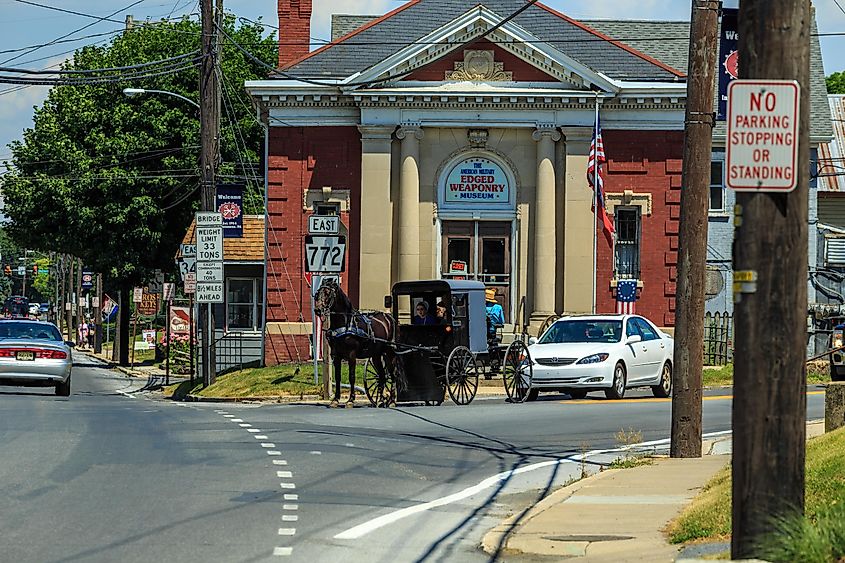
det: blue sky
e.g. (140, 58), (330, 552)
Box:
(1, 0), (844, 162)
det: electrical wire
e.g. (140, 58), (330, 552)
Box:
(0, 51), (200, 75)
(0, 58), (202, 86)
(2, 0), (148, 66)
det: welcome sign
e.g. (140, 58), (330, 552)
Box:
(445, 157), (509, 203)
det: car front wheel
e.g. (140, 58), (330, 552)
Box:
(652, 362), (672, 398)
(55, 375), (71, 397)
(605, 363), (626, 400)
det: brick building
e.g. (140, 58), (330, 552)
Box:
(247, 0), (827, 364)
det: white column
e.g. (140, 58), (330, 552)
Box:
(532, 126), (562, 318)
(358, 125), (395, 310)
(396, 124), (424, 281)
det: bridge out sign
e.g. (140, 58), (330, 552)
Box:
(726, 80), (800, 192)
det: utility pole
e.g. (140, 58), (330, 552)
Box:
(731, 0), (810, 558)
(95, 273), (103, 354)
(199, 0), (221, 386)
(670, 0), (720, 459)
(75, 258), (83, 344)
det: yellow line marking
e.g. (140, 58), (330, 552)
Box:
(559, 390), (825, 405)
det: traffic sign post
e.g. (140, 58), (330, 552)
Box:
(726, 80), (800, 192)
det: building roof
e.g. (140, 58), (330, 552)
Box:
(323, 10), (832, 141)
(820, 95), (845, 192)
(583, 17), (832, 142)
(285, 0), (683, 82)
(178, 215), (265, 262)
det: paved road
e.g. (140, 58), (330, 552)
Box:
(0, 360), (826, 562)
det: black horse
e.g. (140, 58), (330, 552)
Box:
(314, 279), (398, 407)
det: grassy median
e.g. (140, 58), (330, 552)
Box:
(667, 426), (845, 561)
(163, 362), (364, 399)
(702, 361), (830, 387)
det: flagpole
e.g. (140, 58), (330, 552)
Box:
(592, 94), (599, 315)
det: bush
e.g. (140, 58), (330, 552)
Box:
(157, 333), (193, 374)
(759, 502), (845, 563)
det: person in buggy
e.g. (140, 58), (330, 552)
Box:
(485, 288), (505, 376)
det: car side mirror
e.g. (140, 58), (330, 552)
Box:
(383, 295), (393, 309)
(626, 334), (642, 345)
(65, 340), (76, 348)
(528, 336), (538, 345)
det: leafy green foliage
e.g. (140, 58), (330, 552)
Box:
(827, 71), (845, 94)
(2, 16), (275, 287)
(31, 257), (53, 302)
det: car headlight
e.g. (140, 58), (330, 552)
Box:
(577, 353), (609, 364)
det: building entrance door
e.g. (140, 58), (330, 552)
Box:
(441, 221), (511, 319)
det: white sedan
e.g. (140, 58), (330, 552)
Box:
(526, 315), (673, 400)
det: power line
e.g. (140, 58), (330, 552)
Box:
(2, 0), (147, 66)
(0, 51), (200, 76)
(0, 58), (203, 86)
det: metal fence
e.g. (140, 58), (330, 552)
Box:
(704, 311), (733, 366)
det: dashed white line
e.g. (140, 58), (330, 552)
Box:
(267, 450), (282, 456)
(239, 423), (252, 428)
(280, 483), (296, 489)
(273, 547), (293, 556)
(278, 528), (296, 536)
(282, 515), (299, 522)
(277, 471), (293, 478)
(309, 451), (322, 455)
(255, 435), (269, 439)
(283, 504), (298, 510)
(223, 414), (235, 418)
(273, 460), (288, 465)
(284, 494), (298, 501)
(247, 429), (261, 433)
(261, 443), (276, 448)
(230, 418), (244, 422)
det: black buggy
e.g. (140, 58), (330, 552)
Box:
(362, 280), (533, 406)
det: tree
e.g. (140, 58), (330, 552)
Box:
(2, 15), (275, 363)
(826, 71), (845, 94)
(32, 257), (53, 303)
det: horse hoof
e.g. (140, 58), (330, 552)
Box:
(329, 400), (339, 408)
(344, 401), (355, 408)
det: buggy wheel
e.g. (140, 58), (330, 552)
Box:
(446, 346), (479, 405)
(537, 314), (558, 339)
(503, 340), (533, 403)
(363, 358), (396, 407)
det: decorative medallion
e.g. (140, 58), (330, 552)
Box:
(445, 50), (513, 82)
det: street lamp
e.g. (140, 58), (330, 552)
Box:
(122, 87), (200, 110)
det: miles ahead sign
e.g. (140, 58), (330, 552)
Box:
(726, 80), (800, 192)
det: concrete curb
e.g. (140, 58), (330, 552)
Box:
(480, 468), (622, 557)
(183, 393), (324, 404)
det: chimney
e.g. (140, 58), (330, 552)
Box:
(278, 0), (313, 68)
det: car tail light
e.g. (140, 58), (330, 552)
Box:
(0, 347), (67, 359)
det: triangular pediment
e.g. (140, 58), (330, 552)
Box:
(341, 5), (620, 92)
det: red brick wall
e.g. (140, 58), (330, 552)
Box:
(265, 126), (361, 363)
(278, 0), (313, 68)
(595, 130), (684, 327)
(407, 38), (559, 82)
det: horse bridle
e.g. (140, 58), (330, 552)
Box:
(315, 283), (336, 318)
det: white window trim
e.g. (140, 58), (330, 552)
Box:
(226, 277), (263, 332)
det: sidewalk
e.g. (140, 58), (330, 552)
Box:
(483, 422), (825, 562)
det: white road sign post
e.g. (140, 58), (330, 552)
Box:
(726, 80), (800, 192)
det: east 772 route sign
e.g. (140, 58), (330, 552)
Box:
(304, 235), (346, 273)
(726, 80), (800, 192)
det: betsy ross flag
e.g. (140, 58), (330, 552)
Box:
(616, 280), (638, 314)
(588, 116), (615, 245)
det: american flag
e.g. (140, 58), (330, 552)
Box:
(616, 280), (638, 314)
(588, 115), (615, 244)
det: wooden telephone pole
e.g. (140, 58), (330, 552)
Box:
(731, 0), (810, 558)
(199, 0), (222, 386)
(670, 0), (719, 458)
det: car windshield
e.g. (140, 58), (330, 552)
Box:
(539, 320), (623, 344)
(0, 322), (62, 341)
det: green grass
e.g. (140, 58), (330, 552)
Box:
(608, 456), (654, 470)
(702, 363), (830, 388)
(163, 362), (371, 399)
(667, 426), (845, 549)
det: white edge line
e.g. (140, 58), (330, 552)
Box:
(333, 430), (733, 540)
(117, 390), (136, 399)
